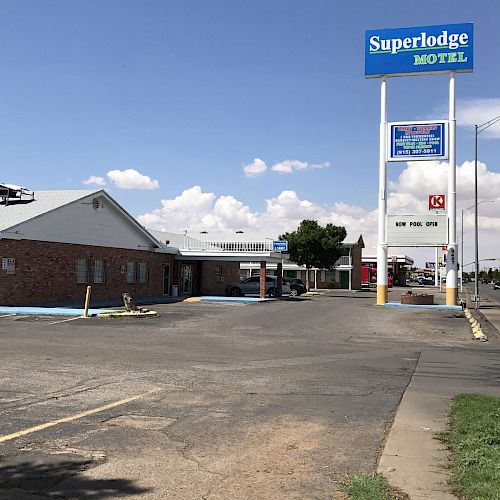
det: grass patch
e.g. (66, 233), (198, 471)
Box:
(438, 393), (500, 499)
(343, 473), (407, 500)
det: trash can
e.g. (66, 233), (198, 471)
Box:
(171, 285), (179, 297)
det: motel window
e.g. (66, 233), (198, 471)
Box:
(325, 271), (335, 282)
(127, 262), (135, 283)
(76, 258), (89, 283)
(93, 259), (105, 284)
(138, 262), (148, 284)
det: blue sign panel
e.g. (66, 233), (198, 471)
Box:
(365, 23), (473, 78)
(388, 122), (448, 161)
(273, 240), (288, 252)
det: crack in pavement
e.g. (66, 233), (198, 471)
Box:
(0, 377), (153, 414)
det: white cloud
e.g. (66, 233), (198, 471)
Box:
(457, 98), (500, 138)
(106, 169), (159, 190)
(83, 176), (106, 186)
(243, 158), (267, 178)
(390, 160), (500, 208)
(138, 186), (216, 231)
(271, 159), (330, 174)
(138, 160), (500, 267)
(243, 158), (330, 177)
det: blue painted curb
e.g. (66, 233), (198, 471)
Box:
(384, 302), (463, 311)
(0, 306), (114, 317)
(195, 296), (271, 303)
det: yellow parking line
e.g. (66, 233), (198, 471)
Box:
(0, 388), (161, 444)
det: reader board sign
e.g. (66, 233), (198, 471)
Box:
(388, 121), (448, 161)
(365, 23), (473, 78)
(273, 240), (288, 252)
(386, 214), (447, 246)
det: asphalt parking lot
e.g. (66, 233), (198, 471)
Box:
(0, 290), (485, 499)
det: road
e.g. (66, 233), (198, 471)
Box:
(0, 290), (490, 499)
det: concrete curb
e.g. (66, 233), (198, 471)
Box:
(464, 307), (488, 341)
(0, 306), (114, 317)
(384, 302), (463, 311)
(183, 296), (272, 303)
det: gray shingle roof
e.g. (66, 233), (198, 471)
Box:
(0, 189), (100, 232)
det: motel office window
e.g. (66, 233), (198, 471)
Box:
(76, 258), (89, 283)
(93, 259), (105, 284)
(127, 262), (135, 283)
(138, 262), (148, 284)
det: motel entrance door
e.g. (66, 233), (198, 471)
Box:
(340, 271), (349, 289)
(181, 264), (194, 295)
(162, 264), (171, 295)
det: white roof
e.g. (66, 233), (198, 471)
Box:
(148, 230), (221, 251)
(184, 230), (364, 247)
(0, 190), (100, 232)
(0, 182), (30, 191)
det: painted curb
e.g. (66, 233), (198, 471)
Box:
(464, 308), (488, 341)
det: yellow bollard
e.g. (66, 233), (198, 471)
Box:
(83, 286), (92, 318)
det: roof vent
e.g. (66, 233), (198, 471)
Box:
(0, 183), (35, 205)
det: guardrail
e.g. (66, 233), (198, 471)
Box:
(179, 239), (275, 252)
(336, 255), (351, 266)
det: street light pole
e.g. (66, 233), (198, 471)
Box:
(473, 114), (500, 309)
(461, 209), (464, 293)
(461, 200), (493, 295)
(474, 124), (479, 308)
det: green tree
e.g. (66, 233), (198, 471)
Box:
(280, 220), (347, 289)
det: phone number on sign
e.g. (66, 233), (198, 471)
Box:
(396, 148), (439, 156)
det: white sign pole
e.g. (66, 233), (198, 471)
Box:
(434, 247), (439, 286)
(446, 72), (458, 305)
(377, 76), (388, 304)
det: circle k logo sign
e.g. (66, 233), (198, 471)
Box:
(428, 194), (446, 210)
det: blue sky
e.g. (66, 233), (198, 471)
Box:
(1, 0), (499, 262)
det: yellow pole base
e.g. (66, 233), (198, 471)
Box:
(446, 287), (458, 306)
(377, 285), (388, 305)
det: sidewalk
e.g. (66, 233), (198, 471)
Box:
(378, 346), (500, 499)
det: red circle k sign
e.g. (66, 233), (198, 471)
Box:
(428, 194), (446, 210)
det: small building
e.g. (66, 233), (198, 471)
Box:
(0, 186), (283, 305)
(361, 254), (414, 286)
(182, 232), (365, 290)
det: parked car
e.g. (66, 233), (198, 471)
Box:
(226, 276), (290, 297)
(494, 282), (500, 290)
(418, 277), (435, 286)
(284, 278), (307, 296)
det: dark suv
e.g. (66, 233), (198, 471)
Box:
(225, 276), (290, 297)
(284, 278), (307, 296)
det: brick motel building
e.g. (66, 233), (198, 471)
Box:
(0, 185), (284, 306)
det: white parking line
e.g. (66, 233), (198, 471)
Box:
(48, 316), (84, 325)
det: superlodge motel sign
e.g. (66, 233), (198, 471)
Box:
(365, 23), (473, 306)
